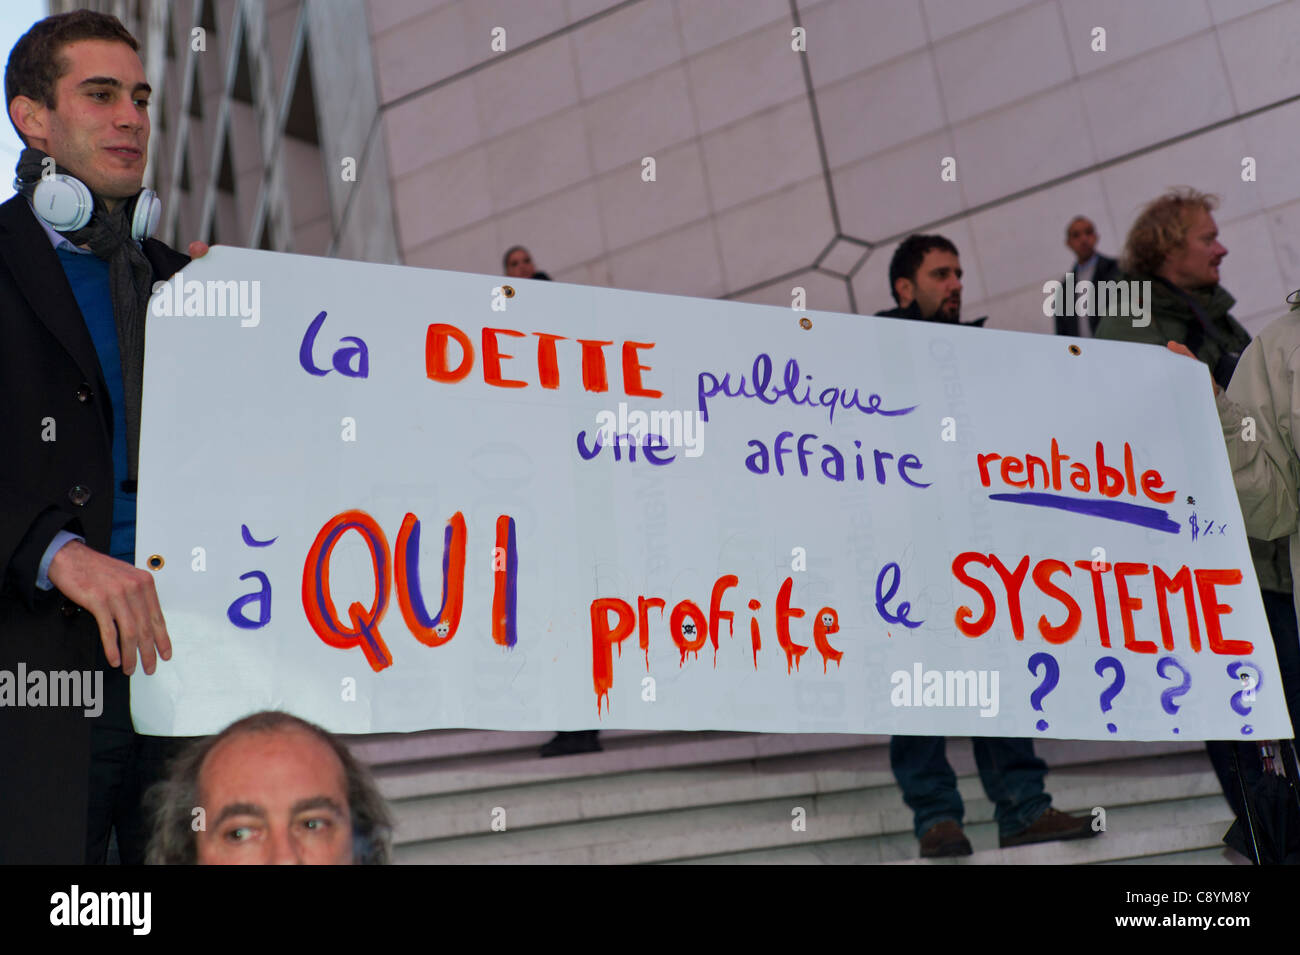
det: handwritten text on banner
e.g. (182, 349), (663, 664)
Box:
(132, 248), (1292, 741)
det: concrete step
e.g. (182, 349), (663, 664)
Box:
(349, 728), (662, 766)
(372, 733), (1205, 802)
(359, 731), (1204, 775)
(675, 838), (1242, 866)
(663, 751), (1228, 863)
(1103, 846), (1248, 864)
(391, 745), (889, 843)
(675, 795), (1236, 865)
(374, 731), (881, 800)
(388, 745), (1220, 845)
(392, 754), (1233, 863)
(893, 794), (1233, 864)
(396, 786), (883, 864)
(368, 730), (1232, 864)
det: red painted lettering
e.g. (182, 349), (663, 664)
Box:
(482, 327), (527, 388)
(425, 323), (474, 382)
(1032, 559), (1080, 644)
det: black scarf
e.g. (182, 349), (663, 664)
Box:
(16, 147), (153, 483)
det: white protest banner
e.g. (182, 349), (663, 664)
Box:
(132, 248), (1292, 741)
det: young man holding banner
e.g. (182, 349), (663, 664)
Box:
(0, 11), (204, 862)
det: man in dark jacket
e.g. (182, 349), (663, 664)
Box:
(1096, 188), (1296, 831)
(875, 233), (986, 327)
(1, 11), (203, 862)
(876, 234), (1095, 857)
(1056, 215), (1120, 337)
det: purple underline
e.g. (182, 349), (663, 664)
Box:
(988, 492), (1181, 534)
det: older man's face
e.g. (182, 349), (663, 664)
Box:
(195, 728), (354, 865)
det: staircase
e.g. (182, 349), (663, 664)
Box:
(346, 731), (1248, 864)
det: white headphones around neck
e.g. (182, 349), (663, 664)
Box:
(16, 169), (160, 240)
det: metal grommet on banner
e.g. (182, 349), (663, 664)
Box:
(799, 317), (812, 330)
(1068, 344), (1082, 356)
(147, 554), (165, 570)
(502, 284), (515, 298)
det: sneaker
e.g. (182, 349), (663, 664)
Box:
(919, 820), (973, 858)
(539, 730), (602, 758)
(999, 807), (1097, 849)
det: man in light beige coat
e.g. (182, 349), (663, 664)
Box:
(1170, 307), (1300, 734)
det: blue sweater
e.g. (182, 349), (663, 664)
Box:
(56, 247), (135, 561)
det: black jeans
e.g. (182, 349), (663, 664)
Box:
(86, 665), (193, 864)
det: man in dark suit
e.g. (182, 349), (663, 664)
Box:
(1, 10), (203, 863)
(1055, 215), (1120, 337)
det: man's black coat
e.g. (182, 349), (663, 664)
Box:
(0, 194), (188, 862)
(1054, 253), (1120, 336)
(874, 299), (988, 327)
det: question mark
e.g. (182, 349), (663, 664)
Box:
(1226, 661), (1261, 735)
(1156, 655), (1192, 734)
(1027, 652), (1060, 732)
(1094, 656), (1125, 733)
